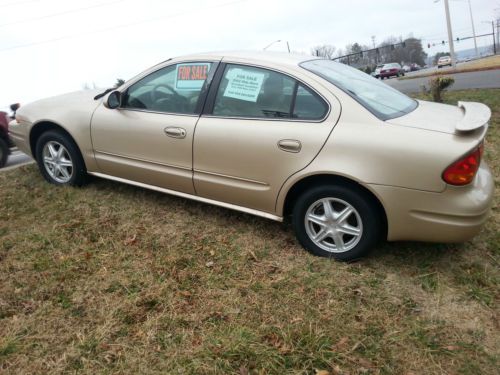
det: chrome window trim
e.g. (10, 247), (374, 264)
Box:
(116, 108), (199, 118)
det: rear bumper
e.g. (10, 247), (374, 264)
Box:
(369, 162), (494, 243)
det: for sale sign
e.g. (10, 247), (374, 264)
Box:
(175, 63), (211, 90)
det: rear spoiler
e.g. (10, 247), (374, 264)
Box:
(456, 101), (491, 133)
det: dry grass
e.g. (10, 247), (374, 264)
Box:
(440, 54), (500, 71)
(0, 89), (499, 374)
(400, 54), (500, 80)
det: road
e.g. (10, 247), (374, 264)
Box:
(385, 69), (500, 94)
(1, 149), (34, 171)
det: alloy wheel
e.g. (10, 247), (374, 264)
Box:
(42, 141), (74, 183)
(304, 197), (363, 253)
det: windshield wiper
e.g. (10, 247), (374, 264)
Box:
(94, 88), (115, 100)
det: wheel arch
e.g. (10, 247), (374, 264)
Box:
(30, 121), (76, 155)
(29, 120), (87, 170)
(281, 173), (388, 238)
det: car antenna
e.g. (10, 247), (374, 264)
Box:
(94, 88), (115, 100)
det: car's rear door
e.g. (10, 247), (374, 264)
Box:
(91, 60), (218, 194)
(193, 62), (341, 214)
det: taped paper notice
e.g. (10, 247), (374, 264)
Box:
(223, 68), (265, 102)
(175, 63), (210, 90)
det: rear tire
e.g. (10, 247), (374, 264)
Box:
(35, 130), (87, 186)
(292, 185), (382, 261)
(0, 137), (8, 168)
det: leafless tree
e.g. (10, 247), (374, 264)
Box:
(310, 45), (336, 59)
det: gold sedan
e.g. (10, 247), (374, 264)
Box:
(9, 51), (494, 260)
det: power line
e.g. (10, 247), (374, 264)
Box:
(0, 0), (39, 8)
(0, 0), (247, 53)
(421, 26), (493, 42)
(418, 26), (473, 40)
(0, 0), (127, 29)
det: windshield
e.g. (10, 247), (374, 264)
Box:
(300, 59), (418, 120)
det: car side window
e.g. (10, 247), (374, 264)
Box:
(293, 84), (328, 120)
(212, 65), (296, 119)
(122, 62), (212, 114)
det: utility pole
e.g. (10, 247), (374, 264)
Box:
(443, 0), (457, 67)
(467, 0), (478, 57)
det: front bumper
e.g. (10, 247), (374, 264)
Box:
(380, 71), (399, 77)
(370, 162), (494, 243)
(8, 120), (32, 157)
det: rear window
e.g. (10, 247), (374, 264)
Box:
(300, 59), (417, 120)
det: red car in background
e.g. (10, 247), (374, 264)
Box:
(0, 104), (19, 168)
(379, 63), (405, 79)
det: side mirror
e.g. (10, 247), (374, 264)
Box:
(105, 91), (121, 109)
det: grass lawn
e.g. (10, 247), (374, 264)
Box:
(0, 89), (498, 374)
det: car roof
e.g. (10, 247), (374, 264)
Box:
(170, 50), (321, 67)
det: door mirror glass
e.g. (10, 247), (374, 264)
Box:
(106, 91), (121, 109)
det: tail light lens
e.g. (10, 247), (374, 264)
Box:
(442, 143), (483, 186)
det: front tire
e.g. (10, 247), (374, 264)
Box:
(292, 185), (382, 261)
(0, 137), (8, 168)
(35, 130), (87, 186)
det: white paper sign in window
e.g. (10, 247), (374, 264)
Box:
(223, 68), (265, 102)
(175, 63), (211, 90)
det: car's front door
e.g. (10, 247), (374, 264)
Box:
(193, 63), (341, 213)
(91, 61), (216, 194)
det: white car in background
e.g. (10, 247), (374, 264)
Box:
(437, 55), (452, 68)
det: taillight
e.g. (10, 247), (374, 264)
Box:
(442, 143), (483, 186)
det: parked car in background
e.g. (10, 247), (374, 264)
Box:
(1, 112), (12, 168)
(437, 55), (452, 68)
(402, 65), (411, 73)
(9, 51), (494, 261)
(0, 103), (20, 168)
(379, 63), (404, 79)
(371, 64), (384, 78)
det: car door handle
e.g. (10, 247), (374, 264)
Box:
(164, 127), (186, 139)
(277, 139), (301, 153)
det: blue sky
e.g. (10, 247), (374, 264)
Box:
(0, 0), (497, 108)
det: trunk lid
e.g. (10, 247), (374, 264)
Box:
(386, 99), (491, 135)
